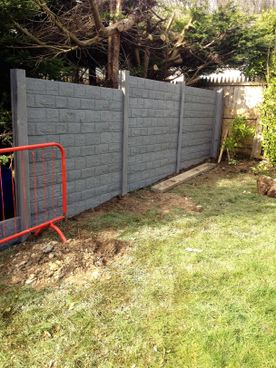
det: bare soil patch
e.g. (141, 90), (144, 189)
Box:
(80, 190), (202, 218)
(182, 161), (262, 187)
(0, 232), (127, 288)
(0, 190), (200, 288)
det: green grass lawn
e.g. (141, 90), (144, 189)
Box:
(0, 169), (275, 367)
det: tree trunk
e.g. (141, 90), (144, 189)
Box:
(143, 48), (150, 78)
(89, 66), (97, 85)
(251, 118), (263, 159)
(107, 0), (122, 88)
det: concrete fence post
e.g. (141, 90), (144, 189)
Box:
(176, 83), (185, 173)
(119, 70), (130, 196)
(10, 69), (31, 231)
(211, 88), (224, 159)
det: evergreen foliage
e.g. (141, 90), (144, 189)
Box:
(261, 58), (276, 164)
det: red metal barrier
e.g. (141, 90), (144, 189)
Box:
(0, 142), (67, 245)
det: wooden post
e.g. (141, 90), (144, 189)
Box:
(176, 83), (185, 173)
(211, 88), (224, 159)
(251, 117), (263, 159)
(10, 69), (31, 232)
(119, 70), (130, 196)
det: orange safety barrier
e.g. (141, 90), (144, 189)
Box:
(0, 142), (67, 246)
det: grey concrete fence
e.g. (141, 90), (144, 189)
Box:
(8, 69), (223, 233)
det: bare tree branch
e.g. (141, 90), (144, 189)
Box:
(13, 20), (46, 46)
(88, 0), (105, 33)
(34, 0), (87, 46)
(12, 20), (80, 55)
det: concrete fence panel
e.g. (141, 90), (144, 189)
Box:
(180, 86), (217, 169)
(10, 69), (223, 225)
(26, 77), (123, 218)
(128, 76), (180, 192)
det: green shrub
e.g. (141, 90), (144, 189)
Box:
(251, 160), (275, 175)
(0, 109), (12, 148)
(224, 115), (255, 161)
(261, 76), (276, 165)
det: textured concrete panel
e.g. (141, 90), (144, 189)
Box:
(26, 78), (123, 218)
(23, 76), (219, 222)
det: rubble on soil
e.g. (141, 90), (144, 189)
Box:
(0, 235), (127, 288)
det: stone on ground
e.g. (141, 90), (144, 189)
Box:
(257, 175), (276, 198)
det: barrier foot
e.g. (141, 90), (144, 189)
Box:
(34, 227), (44, 237)
(49, 222), (66, 243)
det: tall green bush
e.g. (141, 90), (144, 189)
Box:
(224, 115), (255, 162)
(261, 67), (276, 165)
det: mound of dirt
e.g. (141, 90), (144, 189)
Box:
(0, 233), (127, 288)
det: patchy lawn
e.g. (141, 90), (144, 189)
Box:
(0, 163), (275, 368)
